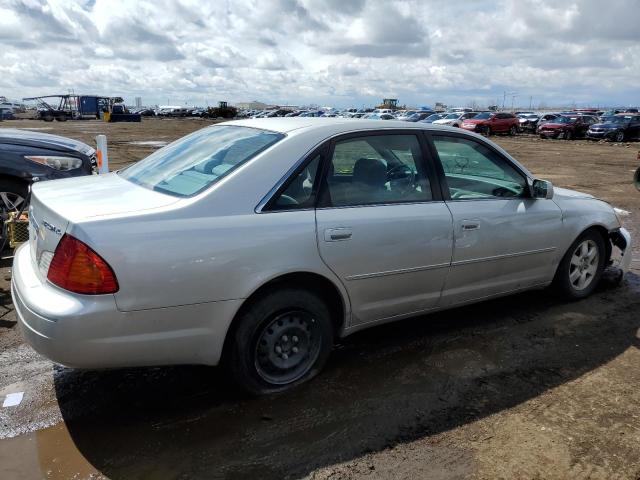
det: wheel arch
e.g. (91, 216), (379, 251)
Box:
(220, 271), (349, 363)
(555, 224), (612, 278)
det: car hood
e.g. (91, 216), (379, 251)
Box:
(0, 128), (95, 156)
(591, 122), (624, 129)
(31, 172), (180, 223)
(553, 187), (595, 200)
(433, 119), (455, 124)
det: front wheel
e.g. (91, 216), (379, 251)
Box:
(226, 288), (334, 395)
(553, 230), (606, 300)
(614, 130), (625, 142)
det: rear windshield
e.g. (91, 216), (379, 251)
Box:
(119, 125), (284, 197)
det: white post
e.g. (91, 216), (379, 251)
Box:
(95, 134), (109, 174)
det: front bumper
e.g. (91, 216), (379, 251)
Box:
(586, 131), (614, 140)
(11, 244), (241, 368)
(611, 227), (633, 274)
(540, 130), (562, 138)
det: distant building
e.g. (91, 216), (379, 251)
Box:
(235, 101), (270, 110)
(135, 97), (142, 108)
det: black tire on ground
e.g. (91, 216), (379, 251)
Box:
(55, 115), (67, 122)
(484, 126), (492, 136)
(565, 130), (573, 140)
(509, 125), (517, 136)
(552, 229), (606, 300)
(226, 287), (334, 395)
(42, 114), (54, 122)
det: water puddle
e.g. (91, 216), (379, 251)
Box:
(0, 423), (102, 480)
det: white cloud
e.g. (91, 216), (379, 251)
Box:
(0, 0), (638, 108)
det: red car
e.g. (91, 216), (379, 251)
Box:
(460, 112), (519, 136)
(539, 115), (596, 140)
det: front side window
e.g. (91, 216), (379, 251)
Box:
(325, 134), (432, 207)
(432, 135), (527, 200)
(120, 126), (284, 197)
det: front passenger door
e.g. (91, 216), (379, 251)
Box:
(430, 133), (563, 306)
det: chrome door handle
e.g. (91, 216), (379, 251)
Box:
(324, 228), (352, 241)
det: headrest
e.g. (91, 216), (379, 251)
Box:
(353, 157), (386, 187)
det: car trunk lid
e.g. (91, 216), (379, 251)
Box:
(28, 173), (180, 279)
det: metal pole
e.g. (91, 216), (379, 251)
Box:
(95, 135), (109, 174)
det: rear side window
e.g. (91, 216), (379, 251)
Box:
(120, 126), (284, 197)
(325, 134), (433, 207)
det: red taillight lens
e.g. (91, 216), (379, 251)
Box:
(47, 234), (119, 295)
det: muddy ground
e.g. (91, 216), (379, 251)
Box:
(0, 118), (639, 480)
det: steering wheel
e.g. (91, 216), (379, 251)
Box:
(387, 164), (416, 191)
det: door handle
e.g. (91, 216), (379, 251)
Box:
(461, 221), (480, 231)
(324, 228), (352, 242)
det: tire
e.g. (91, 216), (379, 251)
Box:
(42, 114), (54, 122)
(484, 126), (492, 136)
(55, 115), (67, 122)
(226, 287), (334, 395)
(614, 130), (625, 142)
(553, 230), (606, 300)
(565, 130), (573, 140)
(509, 125), (517, 136)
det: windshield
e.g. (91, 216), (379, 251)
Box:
(474, 112), (492, 119)
(425, 114), (442, 121)
(119, 125), (284, 197)
(607, 116), (631, 124)
(444, 113), (460, 119)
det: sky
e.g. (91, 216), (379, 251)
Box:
(0, 0), (639, 109)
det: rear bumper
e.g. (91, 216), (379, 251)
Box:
(11, 244), (241, 368)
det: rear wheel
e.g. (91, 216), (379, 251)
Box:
(226, 287), (334, 395)
(565, 130), (573, 140)
(509, 125), (517, 136)
(553, 230), (606, 300)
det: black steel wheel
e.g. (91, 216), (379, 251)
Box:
(226, 287), (334, 394)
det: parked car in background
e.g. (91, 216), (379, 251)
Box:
(433, 112), (478, 127)
(0, 129), (94, 230)
(536, 113), (561, 132)
(587, 114), (640, 142)
(0, 107), (15, 120)
(539, 115), (597, 139)
(461, 112), (519, 136)
(517, 113), (540, 132)
(12, 118), (632, 395)
(420, 113), (447, 124)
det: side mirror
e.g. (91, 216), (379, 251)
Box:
(634, 166), (640, 191)
(532, 179), (554, 199)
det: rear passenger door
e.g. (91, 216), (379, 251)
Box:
(315, 132), (453, 325)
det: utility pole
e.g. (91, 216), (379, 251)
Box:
(529, 96), (533, 110)
(503, 91), (516, 110)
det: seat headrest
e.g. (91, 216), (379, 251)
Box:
(353, 158), (387, 187)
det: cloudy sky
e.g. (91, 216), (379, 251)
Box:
(1, 0), (638, 108)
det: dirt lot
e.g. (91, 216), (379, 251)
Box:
(0, 118), (639, 480)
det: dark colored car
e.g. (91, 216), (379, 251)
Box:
(0, 108), (15, 120)
(419, 113), (447, 123)
(460, 112), (519, 135)
(538, 115), (597, 140)
(0, 129), (95, 216)
(587, 114), (640, 142)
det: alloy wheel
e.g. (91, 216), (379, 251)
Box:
(569, 239), (599, 291)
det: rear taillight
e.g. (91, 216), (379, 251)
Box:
(47, 234), (119, 295)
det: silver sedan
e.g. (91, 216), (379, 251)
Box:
(12, 119), (632, 394)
